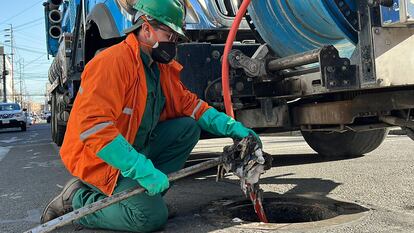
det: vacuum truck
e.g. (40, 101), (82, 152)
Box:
(44, 0), (414, 157)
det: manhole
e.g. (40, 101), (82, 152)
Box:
(202, 195), (369, 230)
(227, 199), (338, 223)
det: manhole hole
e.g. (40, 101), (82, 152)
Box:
(227, 199), (338, 223)
(202, 195), (369, 230)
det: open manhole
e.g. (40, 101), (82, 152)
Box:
(202, 195), (369, 230)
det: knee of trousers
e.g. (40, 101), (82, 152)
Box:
(130, 204), (168, 233)
(178, 117), (201, 141)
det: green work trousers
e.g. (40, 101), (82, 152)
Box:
(72, 117), (201, 232)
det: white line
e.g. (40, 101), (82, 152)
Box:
(0, 146), (11, 162)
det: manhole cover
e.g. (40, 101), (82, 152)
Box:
(201, 195), (369, 230)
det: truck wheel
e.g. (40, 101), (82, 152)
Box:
(301, 129), (388, 157)
(51, 94), (66, 146)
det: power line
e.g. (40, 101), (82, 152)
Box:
(0, 0), (44, 26)
(14, 21), (44, 32)
(25, 53), (47, 67)
(2, 44), (44, 54)
(13, 17), (44, 29)
(13, 32), (45, 44)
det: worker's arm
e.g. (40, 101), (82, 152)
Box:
(168, 62), (261, 145)
(197, 108), (260, 142)
(75, 55), (168, 195)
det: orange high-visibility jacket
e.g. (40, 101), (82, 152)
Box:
(60, 34), (210, 196)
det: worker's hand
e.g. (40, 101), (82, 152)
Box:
(136, 167), (169, 196)
(198, 108), (262, 147)
(119, 151), (170, 196)
(231, 124), (262, 148)
(96, 134), (169, 196)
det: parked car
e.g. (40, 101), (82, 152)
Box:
(0, 103), (27, 131)
(44, 112), (51, 123)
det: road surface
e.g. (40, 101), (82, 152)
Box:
(0, 124), (413, 232)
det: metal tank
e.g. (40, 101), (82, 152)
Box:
(247, 0), (358, 58)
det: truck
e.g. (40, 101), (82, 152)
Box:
(44, 0), (414, 157)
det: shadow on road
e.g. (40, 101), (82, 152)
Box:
(187, 151), (365, 169)
(271, 153), (365, 167)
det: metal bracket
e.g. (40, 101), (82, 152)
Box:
(356, 0), (377, 87)
(260, 98), (274, 123)
(228, 49), (266, 78)
(319, 46), (359, 90)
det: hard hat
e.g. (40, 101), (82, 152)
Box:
(123, 0), (186, 38)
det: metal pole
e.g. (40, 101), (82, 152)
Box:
(25, 157), (222, 233)
(19, 60), (23, 104)
(2, 53), (6, 103)
(10, 24), (14, 102)
(267, 48), (322, 71)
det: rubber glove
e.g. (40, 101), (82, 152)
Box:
(198, 108), (262, 147)
(97, 134), (169, 196)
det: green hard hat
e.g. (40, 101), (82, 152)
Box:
(124, 0), (186, 38)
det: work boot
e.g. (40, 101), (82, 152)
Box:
(40, 178), (86, 223)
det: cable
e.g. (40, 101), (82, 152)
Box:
(222, 0), (251, 118)
(0, 0), (44, 26)
(22, 54), (48, 69)
(14, 21), (44, 32)
(2, 44), (45, 54)
(14, 32), (45, 44)
(13, 17), (43, 29)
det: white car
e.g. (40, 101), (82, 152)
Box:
(0, 103), (27, 131)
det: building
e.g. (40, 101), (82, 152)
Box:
(0, 46), (15, 103)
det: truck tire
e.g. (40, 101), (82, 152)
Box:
(51, 94), (66, 146)
(301, 129), (388, 157)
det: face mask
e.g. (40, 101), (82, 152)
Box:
(139, 18), (178, 64)
(151, 41), (177, 64)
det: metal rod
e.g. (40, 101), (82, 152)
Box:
(267, 48), (321, 71)
(280, 67), (320, 78)
(25, 157), (222, 233)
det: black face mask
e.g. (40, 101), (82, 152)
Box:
(151, 41), (177, 64)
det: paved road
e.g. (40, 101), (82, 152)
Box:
(0, 124), (413, 232)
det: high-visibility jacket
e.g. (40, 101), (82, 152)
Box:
(60, 34), (210, 196)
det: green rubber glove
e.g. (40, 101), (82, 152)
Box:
(97, 134), (169, 196)
(198, 108), (262, 147)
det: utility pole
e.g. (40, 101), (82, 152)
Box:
(1, 46), (7, 103)
(9, 24), (14, 102)
(4, 24), (14, 102)
(18, 59), (23, 104)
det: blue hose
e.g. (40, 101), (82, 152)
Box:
(248, 0), (357, 58)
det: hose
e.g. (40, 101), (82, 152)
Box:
(221, 0), (252, 118)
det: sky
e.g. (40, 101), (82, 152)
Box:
(0, 0), (53, 104)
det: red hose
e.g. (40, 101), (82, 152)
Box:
(222, 0), (252, 118)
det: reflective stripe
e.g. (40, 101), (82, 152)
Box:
(123, 107), (133, 115)
(80, 122), (113, 141)
(78, 86), (83, 94)
(191, 100), (204, 119)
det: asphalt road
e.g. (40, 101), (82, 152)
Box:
(0, 124), (413, 233)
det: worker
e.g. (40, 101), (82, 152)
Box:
(40, 0), (260, 232)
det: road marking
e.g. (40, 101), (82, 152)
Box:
(0, 146), (11, 162)
(0, 137), (20, 143)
